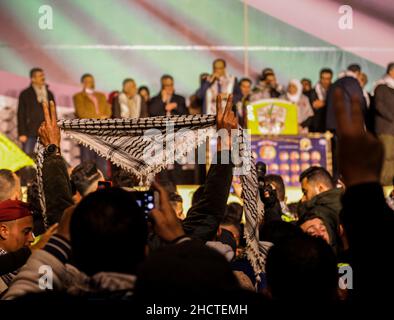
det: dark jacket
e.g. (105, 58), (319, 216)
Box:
(298, 188), (343, 251)
(374, 84), (394, 135)
(341, 183), (394, 301)
(0, 247), (31, 277)
(148, 93), (188, 117)
(42, 154), (74, 225)
(308, 89), (327, 133)
(17, 85), (56, 137)
(182, 151), (233, 241)
(325, 77), (367, 132)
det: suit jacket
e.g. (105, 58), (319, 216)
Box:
(73, 91), (111, 119)
(17, 85), (56, 137)
(308, 88), (327, 133)
(374, 84), (394, 135)
(148, 93), (188, 117)
(325, 77), (367, 131)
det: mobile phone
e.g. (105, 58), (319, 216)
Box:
(97, 181), (112, 190)
(132, 191), (158, 217)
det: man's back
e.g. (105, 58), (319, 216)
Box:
(326, 76), (366, 131)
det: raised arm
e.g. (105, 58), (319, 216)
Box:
(333, 88), (394, 298)
(182, 94), (237, 241)
(39, 101), (74, 225)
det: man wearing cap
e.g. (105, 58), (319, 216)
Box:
(0, 200), (34, 293)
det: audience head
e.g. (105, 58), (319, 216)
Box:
(135, 241), (240, 301)
(169, 192), (184, 220)
(122, 78), (137, 97)
(239, 78), (252, 97)
(298, 214), (331, 244)
(301, 78), (312, 93)
(265, 232), (338, 302)
(160, 74), (175, 96)
(111, 166), (138, 189)
(300, 166), (334, 202)
(70, 188), (148, 276)
(260, 68), (277, 87)
(0, 169), (21, 201)
(386, 62), (394, 78)
(212, 58), (226, 77)
(320, 68), (333, 89)
(287, 79), (302, 96)
(70, 162), (104, 198)
(138, 86), (150, 103)
(220, 202), (243, 245)
(347, 63), (362, 77)
(30, 67), (45, 87)
(80, 73), (95, 90)
(0, 200), (34, 252)
(264, 174), (286, 202)
(359, 72), (368, 88)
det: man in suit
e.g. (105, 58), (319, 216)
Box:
(374, 62), (394, 185)
(325, 64), (367, 180)
(308, 68), (333, 133)
(17, 67), (56, 155)
(73, 74), (111, 177)
(73, 73), (111, 119)
(326, 64), (367, 132)
(148, 75), (188, 117)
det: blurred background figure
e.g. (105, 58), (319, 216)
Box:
(17, 67), (56, 156)
(73, 73), (111, 178)
(148, 75), (188, 116)
(112, 78), (148, 119)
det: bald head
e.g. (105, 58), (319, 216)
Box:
(0, 169), (21, 201)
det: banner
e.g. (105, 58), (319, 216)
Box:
(251, 134), (332, 187)
(247, 99), (299, 135)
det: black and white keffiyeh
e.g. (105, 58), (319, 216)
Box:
(36, 114), (268, 275)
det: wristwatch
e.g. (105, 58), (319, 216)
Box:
(45, 144), (60, 156)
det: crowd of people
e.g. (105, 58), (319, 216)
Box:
(16, 59), (394, 184)
(0, 58), (393, 312)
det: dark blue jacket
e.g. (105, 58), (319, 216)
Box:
(325, 76), (367, 131)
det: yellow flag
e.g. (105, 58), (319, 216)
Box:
(0, 133), (35, 171)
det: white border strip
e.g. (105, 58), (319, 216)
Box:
(36, 44), (394, 52)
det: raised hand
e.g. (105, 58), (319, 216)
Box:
(333, 88), (384, 186)
(216, 94), (237, 150)
(38, 100), (60, 147)
(149, 182), (185, 242)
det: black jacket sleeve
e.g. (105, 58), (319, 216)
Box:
(42, 154), (74, 225)
(172, 96), (188, 116)
(148, 96), (164, 117)
(0, 247), (31, 276)
(182, 152), (233, 242)
(17, 92), (27, 137)
(341, 183), (394, 299)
